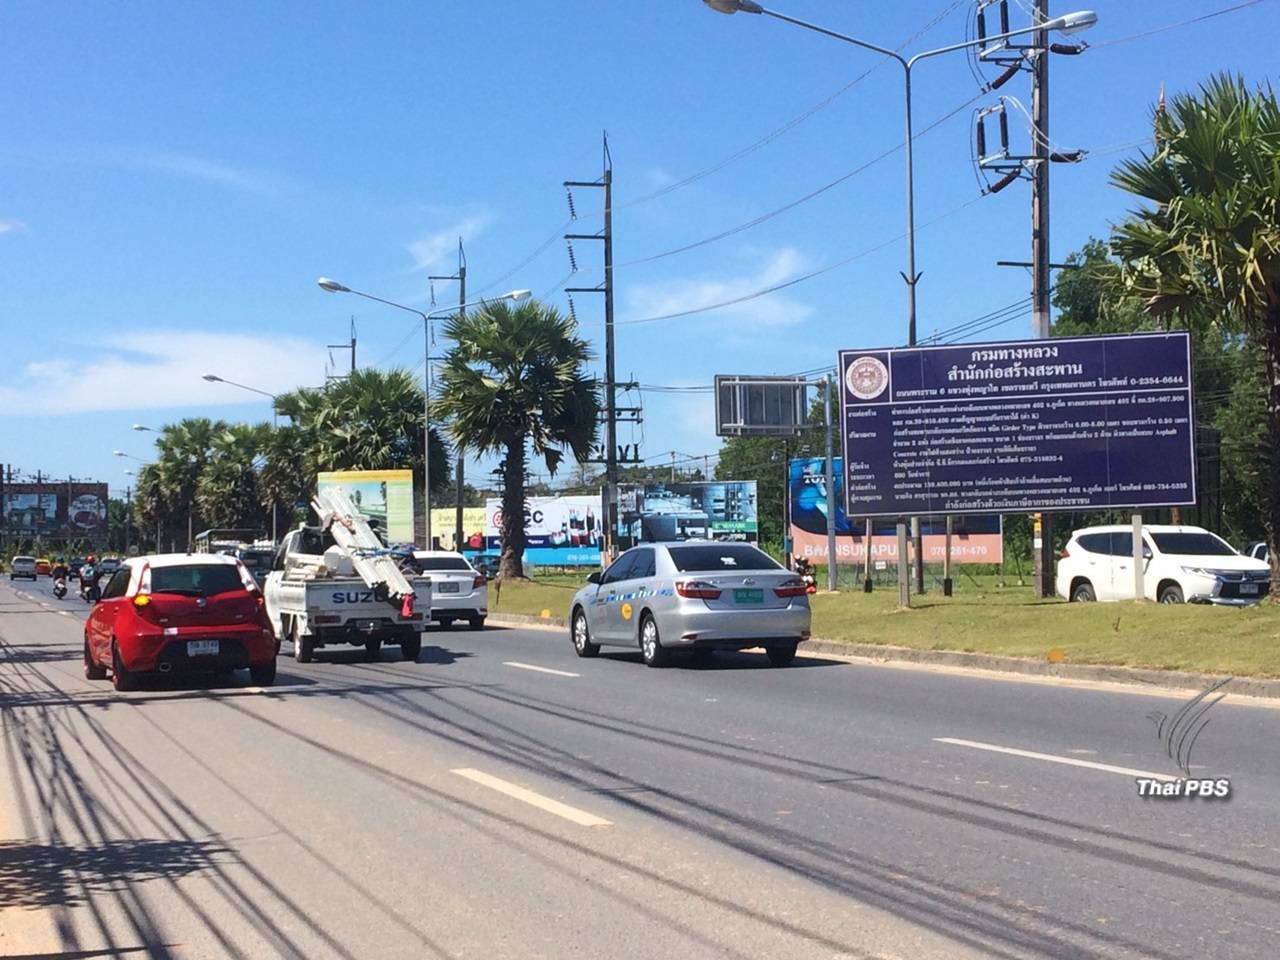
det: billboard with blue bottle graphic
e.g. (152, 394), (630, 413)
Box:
(789, 458), (1002, 564)
(484, 496), (603, 566)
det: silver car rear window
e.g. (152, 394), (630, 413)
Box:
(667, 545), (779, 572)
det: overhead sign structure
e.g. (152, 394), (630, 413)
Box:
(788, 458), (1001, 564)
(618, 481), (759, 543)
(316, 470), (415, 544)
(838, 332), (1196, 517)
(715, 375), (808, 437)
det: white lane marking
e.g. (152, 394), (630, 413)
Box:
(59, 611), (74, 617)
(933, 738), (1178, 782)
(451, 768), (611, 827)
(501, 661), (580, 678)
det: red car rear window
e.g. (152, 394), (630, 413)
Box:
(151, 564), (245, 596)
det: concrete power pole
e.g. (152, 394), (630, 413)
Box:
(1030, 0), (1055, 599)
(432, 240), (468, 552)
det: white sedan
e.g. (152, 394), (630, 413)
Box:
(411, 551), (487, 629)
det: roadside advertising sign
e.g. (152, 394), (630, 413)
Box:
(618, 481), (759, 543)
(484, 496), (603, 566)
(1, 482), (109, 537)
(838, 332), (1196, 517)
(788, 458), (1001, 564)
(316, 470), (415, 543)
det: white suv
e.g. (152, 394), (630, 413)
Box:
(9, 556), (37, 581)
(1056, 524), (1270, 606)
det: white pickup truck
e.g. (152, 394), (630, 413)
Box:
(264, 526), (431, 662)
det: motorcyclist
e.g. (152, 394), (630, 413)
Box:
(50, 558), (69, 581)
(80, 554), (101, 601)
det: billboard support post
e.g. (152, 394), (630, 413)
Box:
(823, 376), (837, 592)
(896, 523), (910, 608)
(863, 518), (873, 593)
(1133, 513), (1145, 601)
(943, 515), (954, 596)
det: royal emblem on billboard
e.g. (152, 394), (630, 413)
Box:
(845, 356), (889, 400)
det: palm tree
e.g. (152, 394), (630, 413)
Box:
(277, 368), (450, 516)
(258, 424), (318, 534)
(1109, 74), (1280, 594)
(435, 299), (600, 579)
(196, 423), (270, 530)
(153, 418), (227, 550)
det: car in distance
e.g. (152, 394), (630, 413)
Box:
(83, 553), (278, 691)
(35, 558), (52, 577)
(9, 556), (38, 581)
(69, 556), (87, 578)
(99, 556), (122, 576)
(569, 542), (811, 667)
(409, 551), (487, 629)
(1056, 524), (1270, 606)
(1245, 541), (1269, 563)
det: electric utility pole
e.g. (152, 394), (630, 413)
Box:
(431, 239), (467, 552)
(567, 133), (637, 561)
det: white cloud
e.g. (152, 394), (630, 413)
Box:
(0, 331), (329, 416)
(621, 248), (814, 330)
(0, 218), (26, 235)
(407, 213), (493, 273)
(0, 144), (289, 194)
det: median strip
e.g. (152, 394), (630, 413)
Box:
(451, 768), (611, 827)
(933, 737), (1178, 781)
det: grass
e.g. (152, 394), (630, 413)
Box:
(491, 570), (1280, 678)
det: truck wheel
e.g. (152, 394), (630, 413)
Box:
(364, 639), (382, 661)
(439, 617), (455, 630)
(469, 616), (485, 631)
(249, 660), (277, 686)
(400, 632), (422, 662)
(291, 619), (314, 663)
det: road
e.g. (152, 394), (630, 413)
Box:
(2, 577), (1278, 960)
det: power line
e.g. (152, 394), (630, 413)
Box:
(1090, 0), (1272, 49)
(610, 197), (983, 328)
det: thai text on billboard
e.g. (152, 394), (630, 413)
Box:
(838, 332), (1196, 516)
(485, 496), (602, 566)
(618, 481), (758, 543)
(788, 458), (1002, 564)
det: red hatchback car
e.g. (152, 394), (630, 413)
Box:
(84, 554), (277, 690)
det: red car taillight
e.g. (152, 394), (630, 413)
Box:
(676, 580), (721, 600)
(473, 574), (486, 589)
(773, 577), (809, 598)
(1059, 546), (1071, 559)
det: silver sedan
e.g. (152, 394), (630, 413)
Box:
(568, 542), (811, 667)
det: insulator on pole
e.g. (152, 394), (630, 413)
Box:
(567, 240), (579, 272)
(976, 116), (987, 157)
(999, 0), (1009, 34)
(989, 168), (1022, 193)
(990, 63), (1020, 90)
(999, 107), (1010, 151)
(565, 187), (578, 220)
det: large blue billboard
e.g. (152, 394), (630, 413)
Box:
(838, 332), (1196, 517)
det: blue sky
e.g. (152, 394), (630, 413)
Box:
(2, 0), (1276, 498)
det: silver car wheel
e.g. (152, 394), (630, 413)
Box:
(641, 619), (657, 659)
(574, 615), (588, 651)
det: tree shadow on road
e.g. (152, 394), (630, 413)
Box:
(0, 838), (229, 910)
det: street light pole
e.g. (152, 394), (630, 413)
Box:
(317, 279), (530, 548)
(702, 0), (1096, 599)
(202, 374), (281, 543)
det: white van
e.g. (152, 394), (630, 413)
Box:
(9, 556), (37, 581)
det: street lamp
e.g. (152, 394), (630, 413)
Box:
(702, 1), (1096, 600)
(202, 373), (279, 428)
(113, 450), (149, 463)
(132, 424), (156, 432)
(317, 278), (531, 547)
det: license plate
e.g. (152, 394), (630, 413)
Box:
(187, 640), (219, 657)
(734, 588), (764, 604)
(1239, 583), (1260, 595)
(438, 582), (460, 593)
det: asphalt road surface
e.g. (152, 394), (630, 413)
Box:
(2, 577), (1278, 959)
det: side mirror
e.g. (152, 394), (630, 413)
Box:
(1142, 546), (1153, 560)
(587, 571), (602, 585)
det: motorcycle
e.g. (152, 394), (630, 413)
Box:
(80, 581), (100, 604)
(52, 577), (67, 600)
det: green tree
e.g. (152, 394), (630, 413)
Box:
(1108, 74), (1280, 590)
(277, 368), (451, 530)
(153, 418), (227, 550)
(196, 423), (270, 530)
(258, 424), (319, 532)
(435, 299), (599, 579)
